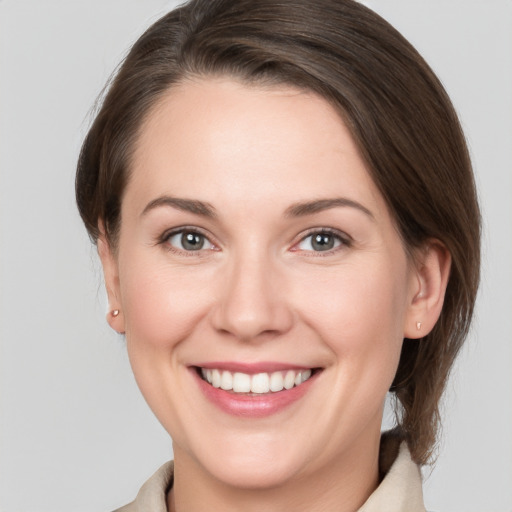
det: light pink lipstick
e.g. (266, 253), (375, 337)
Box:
(190, 362), (320, 418)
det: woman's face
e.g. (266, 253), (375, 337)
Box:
(102, 78), (424, 488)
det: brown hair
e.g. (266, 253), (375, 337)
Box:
(76, 0), (480, 464)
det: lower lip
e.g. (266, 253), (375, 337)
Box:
(192, 369), (318, 418)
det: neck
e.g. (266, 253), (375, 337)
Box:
(168, 433), (381, 512)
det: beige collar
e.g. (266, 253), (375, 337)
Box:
(358, 441), (426, 512)
(114, 441), (425, 512)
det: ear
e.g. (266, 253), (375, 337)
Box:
(97, 229), (125, 334)
(404, 240), (451, 339)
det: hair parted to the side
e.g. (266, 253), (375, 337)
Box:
(76, 0), (480, 465)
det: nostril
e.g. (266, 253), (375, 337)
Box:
(211, 299), (294, 342)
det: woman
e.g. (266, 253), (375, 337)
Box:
(76, 0), (480, 510)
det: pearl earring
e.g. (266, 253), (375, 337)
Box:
(111, 309), (120, 317)
(416, 321), (422, 331)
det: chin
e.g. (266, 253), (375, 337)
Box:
(207, 453), (304, 490)
(183, 434), (308, 490)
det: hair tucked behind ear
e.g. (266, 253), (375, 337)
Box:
(76, 0), (480, 464)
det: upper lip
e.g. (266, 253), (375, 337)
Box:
(192, 361), (317, 374)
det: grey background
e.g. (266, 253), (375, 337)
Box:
(1, 1), (511, 511)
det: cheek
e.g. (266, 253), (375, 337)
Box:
(116, 255), (216, 430)
(296, 257), (408, 367)
(118, 256), (213, 349)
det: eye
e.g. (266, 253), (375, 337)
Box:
(165, 229), (215, 252)
(296, 230), (346, 252)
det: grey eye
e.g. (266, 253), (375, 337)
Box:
(167, 230), (214, 251)
(297, 232), (342, 252)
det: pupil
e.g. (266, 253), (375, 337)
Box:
(182, 232), (204, 250)
(312, 233), (334, 251)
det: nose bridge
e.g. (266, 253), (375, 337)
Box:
(212, 244), (293, 341)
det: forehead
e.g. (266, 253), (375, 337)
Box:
(126, 78), (387, 219)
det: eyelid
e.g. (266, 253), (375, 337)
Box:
(290, 227), (352, 253)
(156, 225), (351, 255)
(159, 225), (218, 253)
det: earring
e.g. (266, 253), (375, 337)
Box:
(111, 309), (120, 317)
(416, 321), (422, 331)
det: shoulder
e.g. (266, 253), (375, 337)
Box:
(112, 461), (174, 512)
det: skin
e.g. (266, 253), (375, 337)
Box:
(99, 78), (451, 512)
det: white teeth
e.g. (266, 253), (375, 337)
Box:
(220, 370), (233, 391)
(270, 371), (284, 392)
(301, 369), (312, 382)
(200, 367), (314, 394)
(251, 373), (270, 393)
(233, 372), (251, 393)
(284, 370), (295, 389)
(212, 369), (221, 388)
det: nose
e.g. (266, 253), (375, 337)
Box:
(211, 252), (294, 342)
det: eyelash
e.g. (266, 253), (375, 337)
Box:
(292, 228), (352, 256)
(158, 227), (351, 256)
(159, 226), (217, 257)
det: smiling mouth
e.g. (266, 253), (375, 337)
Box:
(197, 367), (317, 394)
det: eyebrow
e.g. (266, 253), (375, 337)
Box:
(141, 195), (373, 220)
(284, 198), (374, 219)
(141, 196), (217, 218)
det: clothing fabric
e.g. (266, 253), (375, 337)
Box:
(113, 440), (426, 512)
